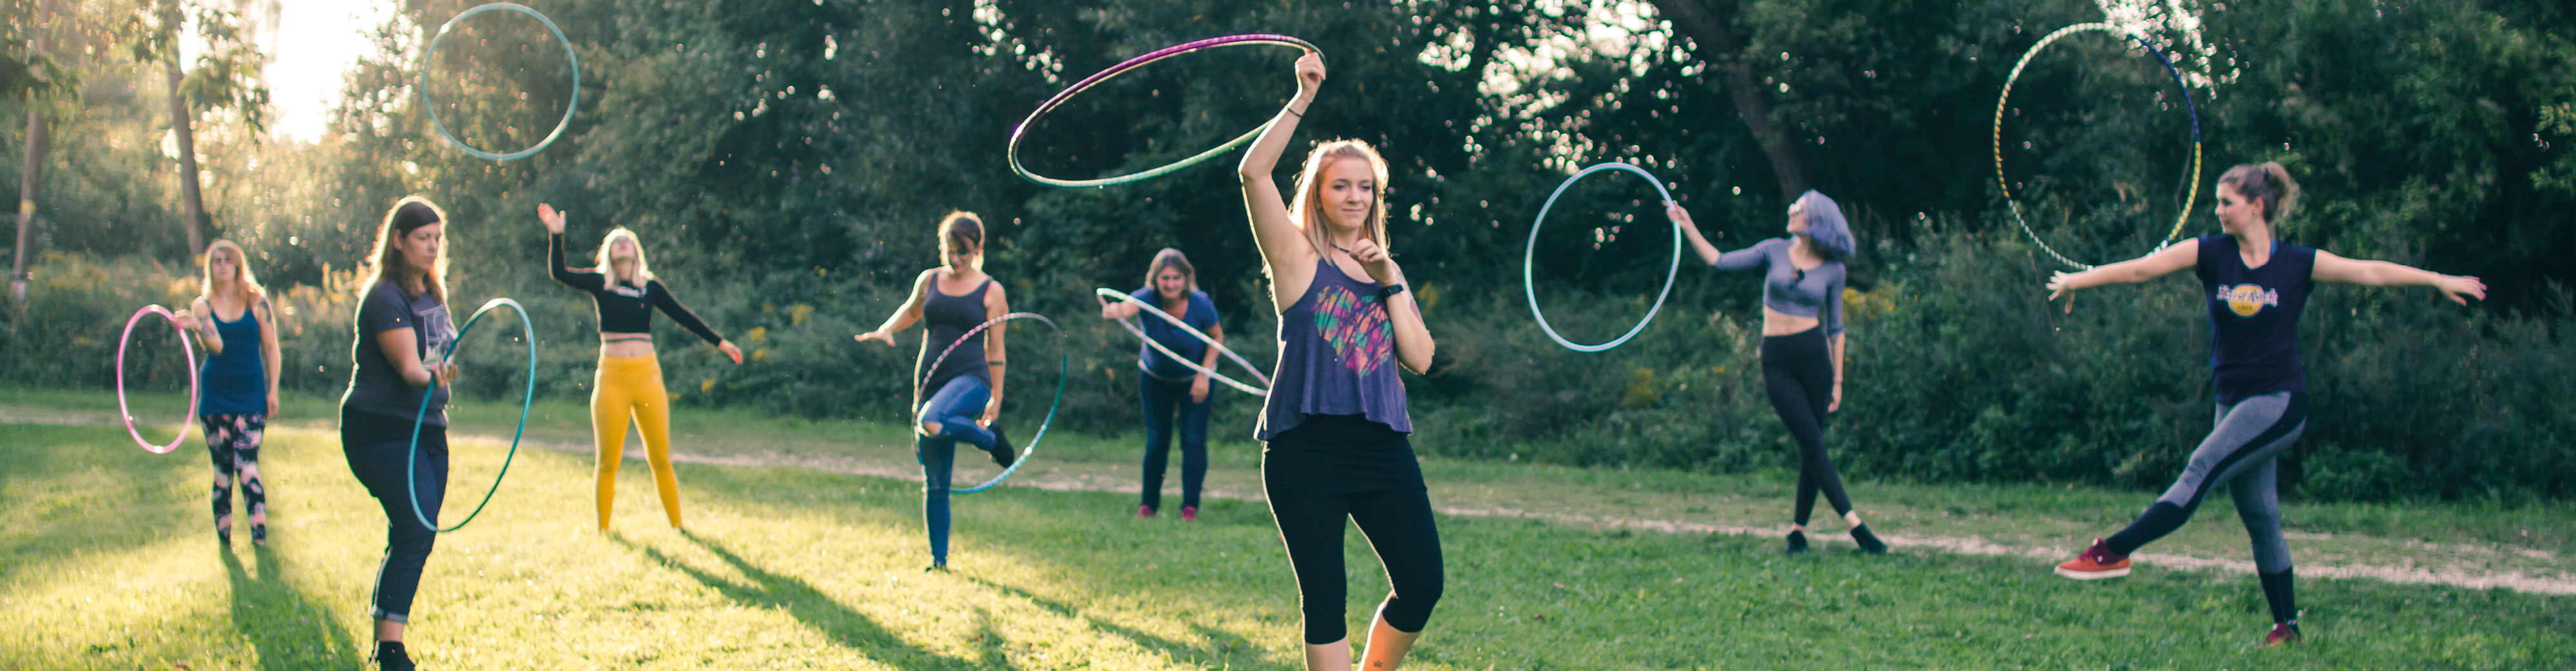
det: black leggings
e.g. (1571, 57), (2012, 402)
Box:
(1269, 489), (1444, 644)
(1762, 328), (1852, 525)
(340, 407), (447, 623)
(1264, 419), (1443, 645)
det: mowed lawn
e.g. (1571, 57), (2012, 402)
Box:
(3, 419), (2568, 670)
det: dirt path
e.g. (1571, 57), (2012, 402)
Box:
(21, 404), (2570, 595)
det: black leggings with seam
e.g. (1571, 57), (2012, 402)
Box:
(1264, 415), (1443, 645)
(1762, 328), (1853, 525)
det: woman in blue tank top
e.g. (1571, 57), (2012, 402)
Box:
(1236, 52), (1443, 671)
(171, 240), (281, 548)
(855, 211), (1018, 570)
(2043, 162), (2487, 645)
(1096, 248), (1226, 521)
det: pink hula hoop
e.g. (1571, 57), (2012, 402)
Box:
(115, 305), (200, 453)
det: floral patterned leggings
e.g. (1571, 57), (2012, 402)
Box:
(200, 413), (268, 543)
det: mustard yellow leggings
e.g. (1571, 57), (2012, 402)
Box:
(592, 355), (683, 529)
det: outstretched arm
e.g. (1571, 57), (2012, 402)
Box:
(1238, 52), (1326, 311)
(649, 281), (744, 363)
(1664, 202), (1725, 265)
(2312, 251), (2487, 304)
(2047, 238), (2199, 300)
(855, 270), (933, 346)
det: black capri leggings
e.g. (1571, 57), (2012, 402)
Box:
(340, 407), (448, 623)
(1761, 328), (1853, 525)
(1264, 417), (1444, 645)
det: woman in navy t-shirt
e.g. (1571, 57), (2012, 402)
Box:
(2043, 162), (2487, 645)
(1097, 248), (1226, 521)
(339, 196), (462, 671)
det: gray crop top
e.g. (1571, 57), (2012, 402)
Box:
(1712, 238), (1845, 336)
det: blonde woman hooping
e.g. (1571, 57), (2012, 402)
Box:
(536, 204), (744, 532)
(169, 240), (283, 547)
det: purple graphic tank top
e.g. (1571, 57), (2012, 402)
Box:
(1256, 258), (1412, 440)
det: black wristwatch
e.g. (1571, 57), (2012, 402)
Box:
(1378, 284), (1408, 300)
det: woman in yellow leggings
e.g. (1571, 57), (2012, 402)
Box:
(538, 204), (743, 531)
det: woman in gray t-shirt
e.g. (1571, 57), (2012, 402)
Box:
(336, 196), (459, 671)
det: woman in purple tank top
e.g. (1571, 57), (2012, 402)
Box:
(1237, 52), (1443, 671)
(2045, 162), (2487, 645)
(855, 211), (1018, 571)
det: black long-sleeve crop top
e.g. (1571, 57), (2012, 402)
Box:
(549, 233), (726, 345)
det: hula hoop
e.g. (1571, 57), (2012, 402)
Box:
(1521, 162), (1683, 353)
(113, 305), (199, 454)
(914, 312), (1069, 495)
(406, 298), (538, 533)
(1992, 22), (2203, 270)
(1093, 287), (1269, 397)
(1008, 34), (1319, 188)
(420, 3), (582, 161)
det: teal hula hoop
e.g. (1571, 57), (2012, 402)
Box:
(408, 298), (538, 533)
(1522, 162), (1683, 353)
(1008, 34), (1319, 188)
(420, 3), (582, 161)
(1094, 287), (1270, 397)
(914, 312), (1068, 495)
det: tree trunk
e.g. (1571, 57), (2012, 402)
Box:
(1646, 0), (1812, 200)
(166, 60), (205, 257)
(12, 0), (57, 303)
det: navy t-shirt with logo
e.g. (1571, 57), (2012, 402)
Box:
(2194, 234), (2316, 404)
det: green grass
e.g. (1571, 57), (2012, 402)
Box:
(3, 409), (2570, 670)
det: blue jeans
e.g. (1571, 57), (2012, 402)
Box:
(1139, 372), (1211, 511)
(339, 407), (446, 623)
(916, 376), (995, 566)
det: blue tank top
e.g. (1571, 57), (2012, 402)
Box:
(1256, 259), (1412, 440)
(914, 276), (994, 401)
(197, 303), (268, 415)
(2194, 234), (2316, 404)
(1133, 287), (1219, 382)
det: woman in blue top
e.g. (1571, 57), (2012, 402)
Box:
(1667, 192), (1888, 556)
(1239, 53), (1442, 671)
(338, 196), (462, 671)
(171, 239), (281, 547)
(1098, 249), (1227, 521)
(2045, 162), (2486, 645)
(855, 211), (1018, 570)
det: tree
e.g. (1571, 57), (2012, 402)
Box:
(1647, 0), (1810, 200)
(140, 0), (268, 257)
(7, 0), (63, 302)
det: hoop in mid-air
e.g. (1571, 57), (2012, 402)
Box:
(914, 312), (1069, 494)
(408, 298), (539, 533)
(420, 3), (582, 161)
(1094, 287), (1270, 397)
(114, 305), (200, 454)
(1008, 34), (1320, 188)
(1992, 22), (2203, 270)
(1522, 162), (1683, 353)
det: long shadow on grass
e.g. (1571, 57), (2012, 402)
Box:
(223, 547), (364, 670)
(612, 532), (952, 670)
(0, 424), (199, 585)
(962, 574), (1256, 669)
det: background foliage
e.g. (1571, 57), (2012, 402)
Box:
(5, 0), (2571, 502)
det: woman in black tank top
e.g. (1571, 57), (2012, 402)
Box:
(855, 211), (1017, 570)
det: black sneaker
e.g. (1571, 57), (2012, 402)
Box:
(251, 524), (267, 546)
(987, 426), (1018, 468)
(217, 526), (232, 547)
(1783, 530), (1810, 555)
(372, 641), (415, 671)
(1851, 524), (1889, 554)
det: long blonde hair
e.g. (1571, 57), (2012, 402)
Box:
(198, 239), (267, 304)
(592, 227), (656, 287)
(1285, 139), (1392, 258)
(363, 196), (450, 303)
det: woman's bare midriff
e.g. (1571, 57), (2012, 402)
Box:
(601, 336), (656, 359)
(1759, 308), (1823, 337)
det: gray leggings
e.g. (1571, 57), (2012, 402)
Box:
(2105, 391), (2306, 623)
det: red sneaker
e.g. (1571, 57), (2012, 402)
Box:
(2263, 622), (2302, 647)
(1180, 506), (1198, 522)
(2054, 538), (2132, 580)
(1137, 505), (1157, 519)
